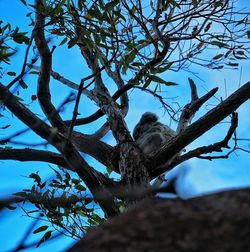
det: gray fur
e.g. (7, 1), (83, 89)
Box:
(133, 112), (176, 154)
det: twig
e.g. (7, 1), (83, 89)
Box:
(177, 78), (218, 133)
(7, 35), (34, 89)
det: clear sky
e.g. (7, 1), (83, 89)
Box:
(0, 0), (250, 251)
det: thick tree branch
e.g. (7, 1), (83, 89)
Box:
(69, 188), (250, 252)
(151, 81), (250, 177)
(0, 82), (118, 216)
(33, 0), (66, 132)
(28, 64), (93, 99)
(153, 112), (238, 176)
(0, 148), (68, 168)
(177, 78), (218, 133)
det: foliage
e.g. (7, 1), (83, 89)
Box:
(13, 167), (105, 243)
(0, 0), (249, 249)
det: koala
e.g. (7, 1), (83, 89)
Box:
(133, 112), (176, 155)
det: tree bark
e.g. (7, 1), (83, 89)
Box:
(69, 188), (250, 252)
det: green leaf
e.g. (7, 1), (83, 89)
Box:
(51, 168), (62, 182)
(1, 124), (11, 129)
(29, 71), (39, 75)
(124, 51), (136, 65)
(54, 0), (66, 15)
(33, 225), (49, 234)
(214, 1), (223, 7)
(131, 62), (144, 67)
(72, 178), (81, 185)
(92, 213), (104, 224)
(210, 41), (228, 48)
(151, 62), (173, 74)
(7, 72), (16, 76)
(247, 31), (250, 39)
(13, 191), (27, 197)
(19, 79), (28, 89)
(113, 10), (126, 22)
(106, 0), (119, 10)
(236, 50), (245, 55)
(106, 166), (113, 175)
(68, 37), (78, 49)
(59, 37), (67, 46)
(149, 75), (178, 86)
(88, 8), (102, 19)
(5, 205), (17, 210)
(19, 0), (27, 6)
(36, 231), (52, 247)
(29, 173), (41, 184)
(75, 184), (86, 191)
(226, 62), (239, 67)
(143, 78), (151, 88)
(13, 33), (29, 45)
(168, 0), (180, 8)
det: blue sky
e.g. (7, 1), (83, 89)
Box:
(0, 0), (250, 251)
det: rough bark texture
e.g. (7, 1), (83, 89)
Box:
(69, 188), (250, 252)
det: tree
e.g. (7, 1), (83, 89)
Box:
(0, 0), (249, 250)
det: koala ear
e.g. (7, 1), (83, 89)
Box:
(140, 112), (158, 124)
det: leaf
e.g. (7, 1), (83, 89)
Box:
(59, 37), (67, 46)
(19, 0), (27, 6)
(106, 166), (113, 175)
(5, 205), (17, 210)
(151, 62), (173, 74)
(88, 8), (102, 19)
(113, 11), (126, 22)
(149, 75), (178, 86)
(197, 42), (205, 49)
(210, 41), (228, 48)
(29, 71), (39, 75)
(106, 0), (119, 10)
(236, 50), (245, 55)
(36, 230), (52, 247)
(143, 78), (152, 88)
(1, 124), (11, 129)
(13, 33), (29, 45)
(213, 54), (224, 60)
(168, 0), (180, 8)
(131, 62), (144, 67)
(204, 22), (212, 32)
(13, 191), (27, 197)
(68, 37), (78, 49)
(72, 178), (81, 185)
(31, 95), (37, 101)
(7, 72), (16, 76)
(19, 79), (28, 89)
(75, 184), (86, 191)
(29, 173), (41, 184)
(51, 167), (62, 181)
(247, 31), (250, 39)
(214, 1), (223, 7)
(125, 53), (136, 64)
(226, 62), (239, 67)
(33, 225), (49, 234)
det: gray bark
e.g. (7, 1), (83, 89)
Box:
(69, 188), (250, 252)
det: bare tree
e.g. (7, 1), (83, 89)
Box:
(0, 0), (249, 250)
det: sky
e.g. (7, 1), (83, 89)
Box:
(0, 0), (250, 251)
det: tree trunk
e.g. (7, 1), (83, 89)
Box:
(69, 188), (250, 252)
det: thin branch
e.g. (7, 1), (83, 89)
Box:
(27, 64), (93, 99)
(33, 0), (66, 132)
(177, 78), (218, 133)
(0, 148), (69, 169)
(0, 81), (118, 216)
(67, 79), (85, 142)
(151, 81), (250, 178)
(7, 35), (34, 89)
